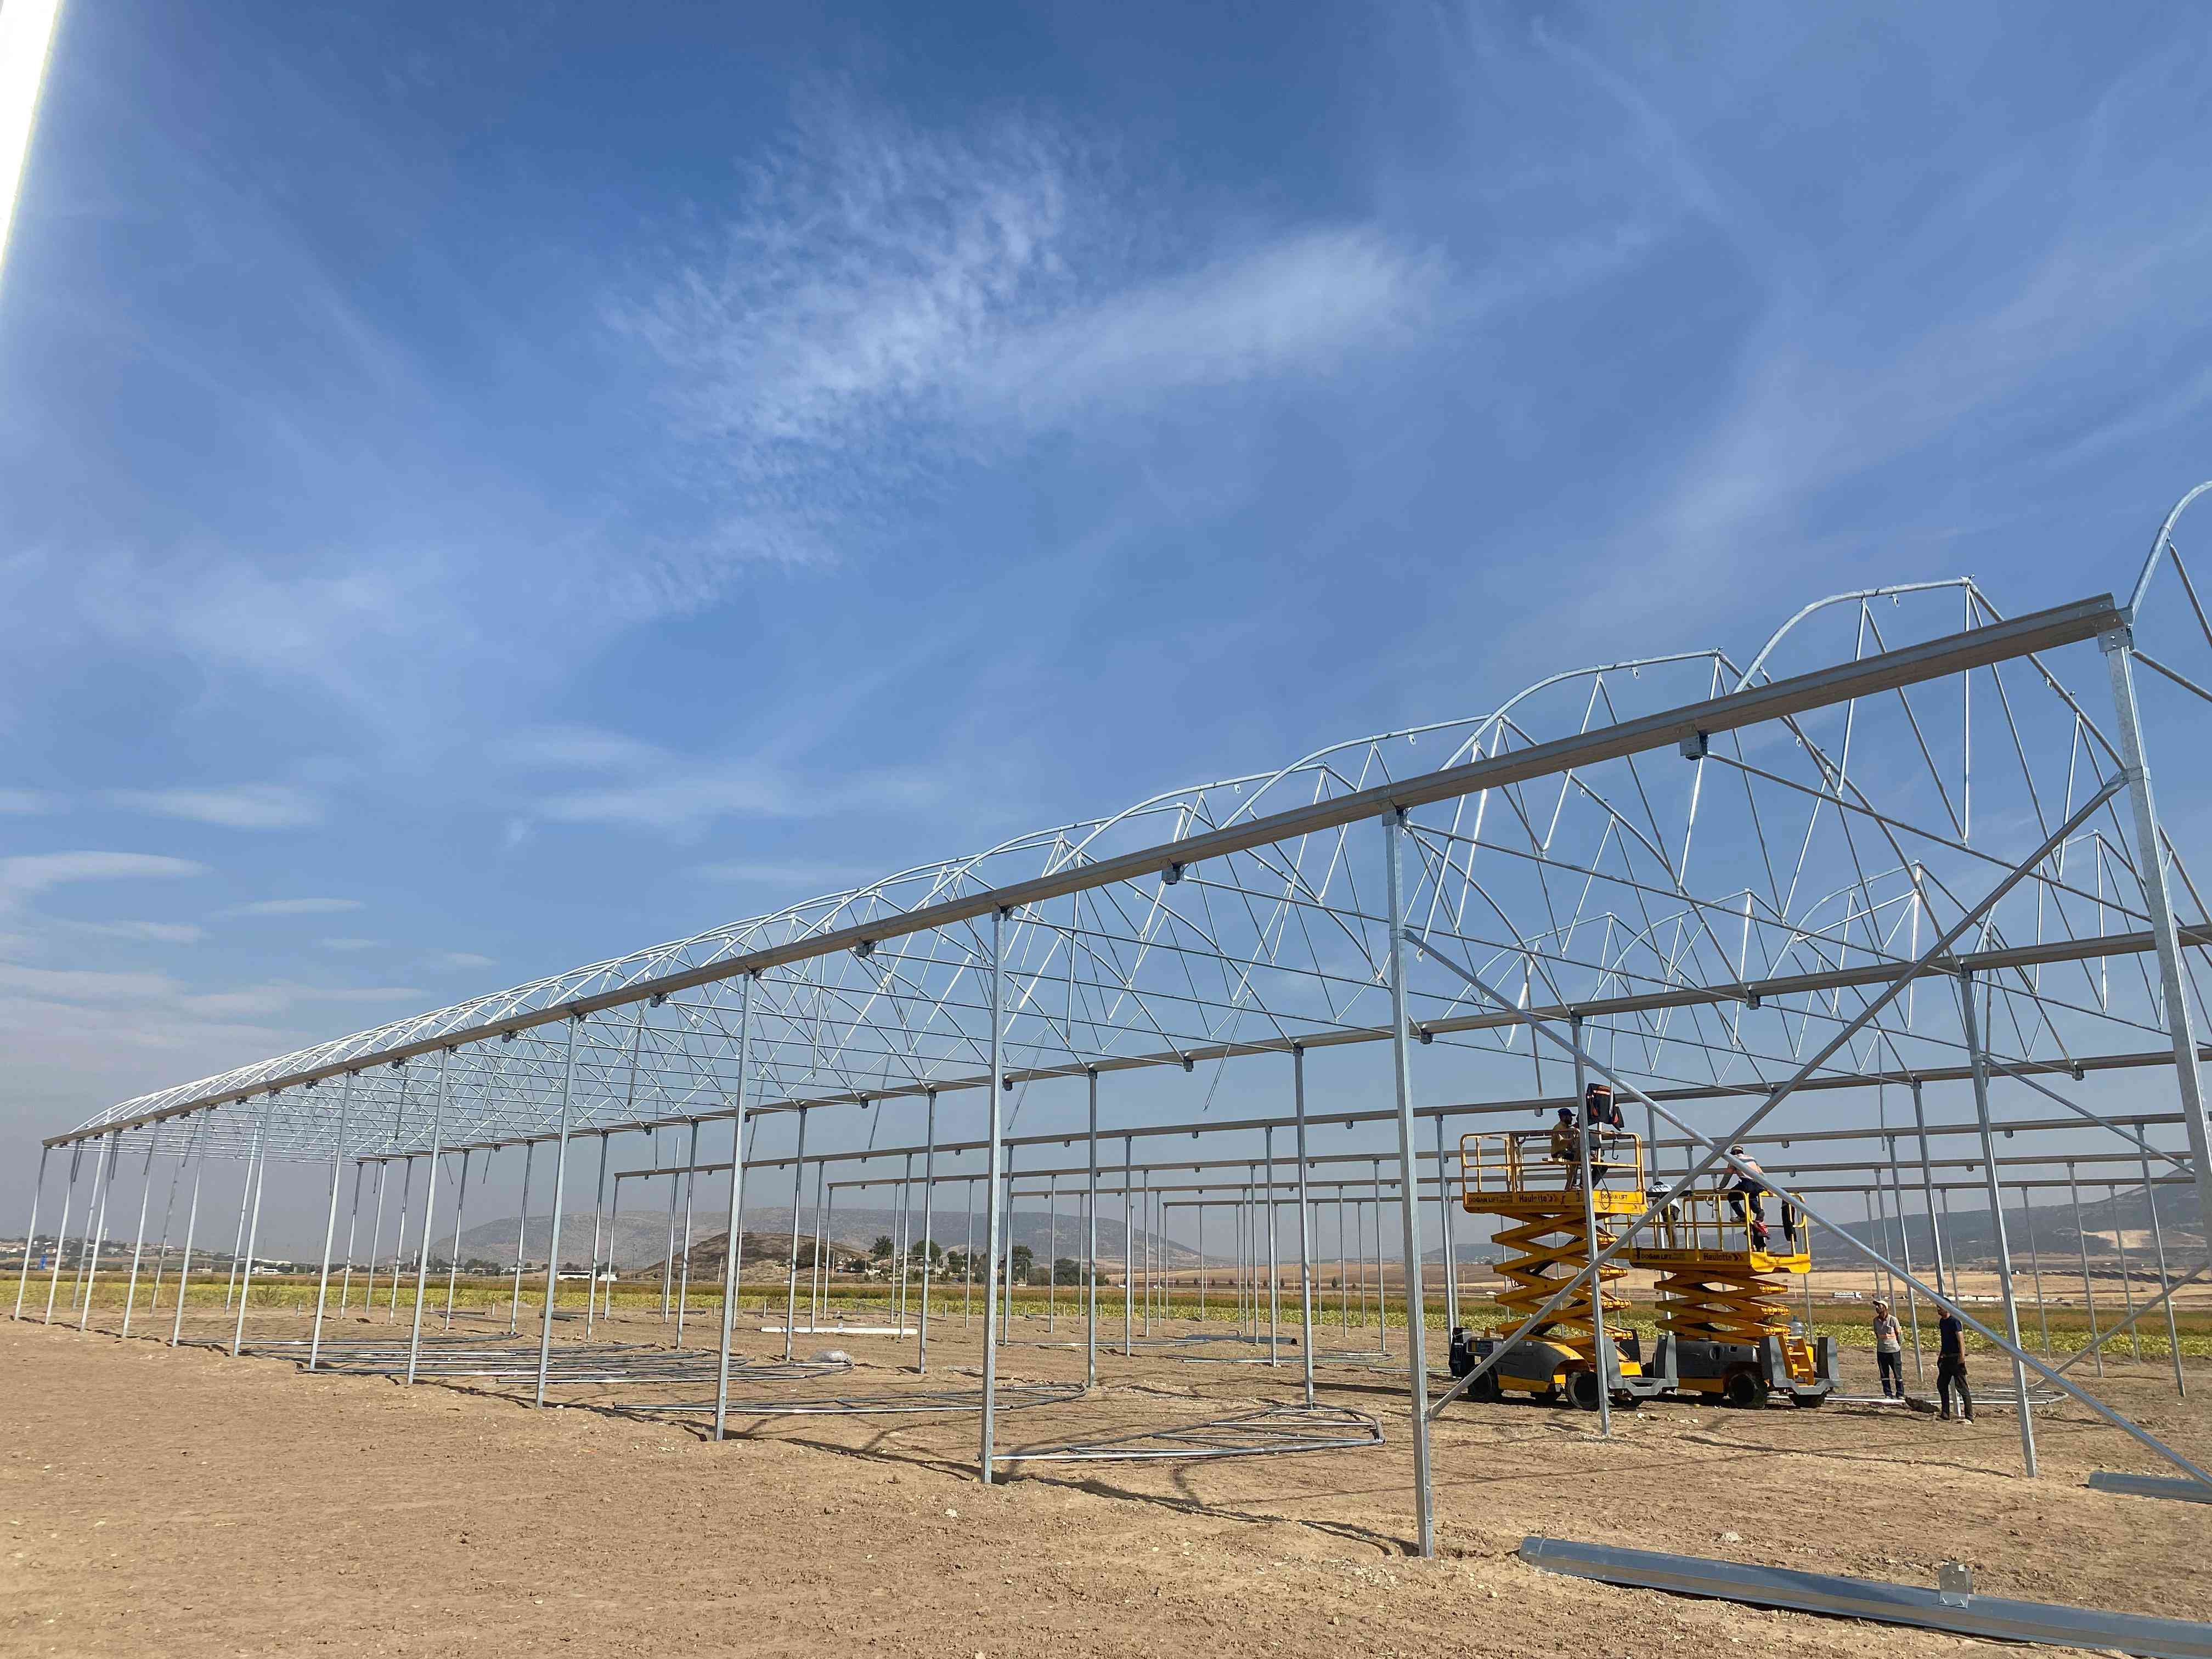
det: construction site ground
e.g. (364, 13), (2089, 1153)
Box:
(5, 1302), (2210, 1658)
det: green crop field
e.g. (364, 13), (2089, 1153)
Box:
(30, 1267), (2208, 1361)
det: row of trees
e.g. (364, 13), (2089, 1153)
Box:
(867, 1236), (1097, 1286)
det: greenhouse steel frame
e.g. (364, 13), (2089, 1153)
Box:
(17, 483), (2212, 1558)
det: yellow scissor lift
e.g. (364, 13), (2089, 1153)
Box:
(1448, 1126), (1673, 1410)
(1626, 1187), (1837, 1408)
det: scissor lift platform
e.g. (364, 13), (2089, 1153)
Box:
(1628, 1190), (1835, 1408)
(1450, 1126), (1673, 1409)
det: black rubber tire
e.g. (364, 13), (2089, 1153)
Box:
(1568, 1370), (1603, 1412)
(1470, 1371), (1502, 1404)
(1787, 1390), (1827, 1409)
(1722, 1369), (1763, 1409)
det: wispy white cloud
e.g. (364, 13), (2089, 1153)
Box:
(970, 229), (1443, 426)
(0, 963), (179, 1003)
(63, 919), (205, 945)
(0, 851), (206, 911)
(0, 788), (61, 815)
(421, 950), (494, 971)
(536, 762), (939, 836)
(699, 862), (889, 902)
(227, 896), (364, 917)
(109, 782), (325, 830)
(179, 983), (421, 1019)
(499, 726), (663, 772)
(612, 98), (1444, 556)
(507, 722), (940, 836)
(318, 936), (383, 952)
(691, 859), (879, 891)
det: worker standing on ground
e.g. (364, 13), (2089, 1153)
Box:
(1936, 1306), (1974, 1421)
(1872, 1299), (1904, 1398)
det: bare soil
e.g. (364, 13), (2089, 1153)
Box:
(4, 1304), (2209, 1657)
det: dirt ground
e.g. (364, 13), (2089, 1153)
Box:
(4, 1304), (2209, 1658)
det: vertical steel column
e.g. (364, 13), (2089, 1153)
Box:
(77, 1132), (119, 1327)
(360, 1160), (388, 1318)
(1870, 1176), (1898, 1311)
(387, 1156), (414, 1321)
(227, 1111), (270, 1354)
(534, 1016), (582, 1408)
(603, 1161), (626, 1323)
(659, 1130), (680, 1322)
(13, 1146), (47, 1320)
(1912, 1081), (1949, 1298)
(119, 1140), (156, 1339)
(811, 1172), (831, 1328)
(404, 1054), (452, 1384)
(1294, 1047), (1317, 1408)
(1002, 1150), (1018, 1342)
(2069, 1163), (2103, 1378)
(1352, 1192), (1365, 1341)
(1865, 1192), (1889, 1311)
(1567, 1016), (1614, 1438)
(1234, 1182), (1248, 1334)
(1883, 1136), (1926, 1382)
(147, 1138), (187, 1318)
(810, 1162), (827, 1333)
(216, 1153), (258, 1317)
(675, 1119), (701, 1348)
(713, 974), (755, 1441)
(1197, 1203), (1207, 1323)
(442, 1149), (472, 1331)
(2106, 1186), (2141, 1362)
(1959, 969), (2035, 1476)
(1372, 1161), (1390, 1357)
(783, 1110), (809, 1362)
(895, 1150), (912, 1338)
(2102, 628), (2212, 1257)
(1263, 1126), (1279, 1364)
(1803, 1205), (1815, 1329)
(584, 1134), (610, 1339)
(337, 1158), (365, 1313)
(168, 1124), (206, 1346)
(1139, 1165), (1153, 1337)
(219, 1133), (249, 1314)
(919, 1089), (938, 1373)
(1046, 1172), (1059, 1334)
(1084, 1074), (1098, 1389)
(1383, 809), (1437, 1557)
(979, 905), (1008, 1483)
(308, 1070), (356, 1369)
(2109, 1184), (2141, 1361)
(2022, 1193), (2052, 1357)
(1122, 1135), (1134, 1354)
(1435, 1113), (1460, 1336)
(2142, 1156), (2186, 1396)
(509, 1143), (535, 1336)
(1338, 1197), (1349, 1341)
(964, 1177), (975, 1326)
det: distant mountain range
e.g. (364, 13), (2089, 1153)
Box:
(1819, 1181), (2201, 1273)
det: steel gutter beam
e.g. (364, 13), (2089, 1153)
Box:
(1518, 1536), (2212, 1658)
(50, 919), (2208, 1153)
(633, 1132), (2185, 1192)
(87, 1035), (2201, 1167)
(50, 594), (2130, 1146)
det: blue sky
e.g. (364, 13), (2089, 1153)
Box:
(3, 2), (2211, 1234)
